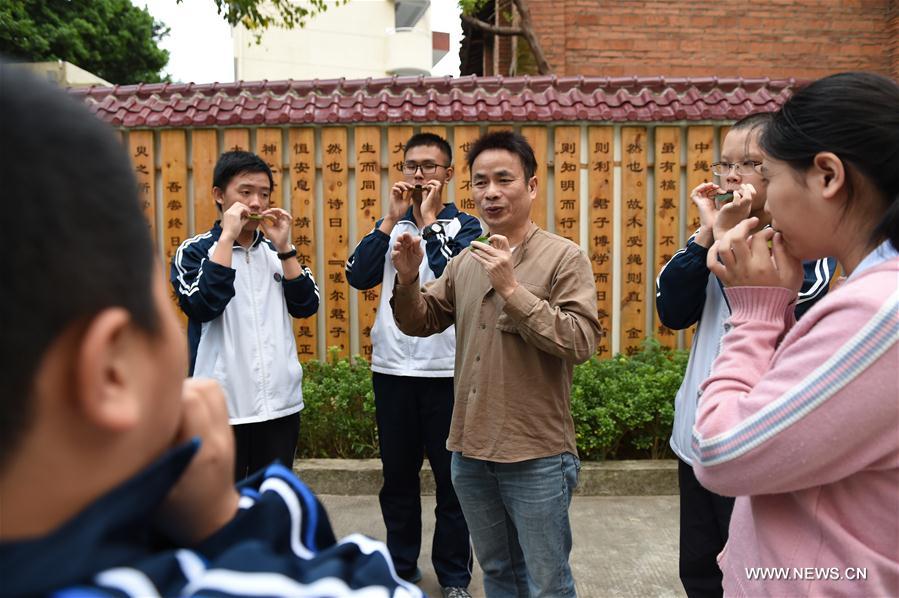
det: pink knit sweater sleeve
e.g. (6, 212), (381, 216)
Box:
(692, 273), (899, 496)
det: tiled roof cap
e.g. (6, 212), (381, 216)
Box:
(69, 74), (801, 127)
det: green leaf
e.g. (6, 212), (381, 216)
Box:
(458, 0), (492, 16)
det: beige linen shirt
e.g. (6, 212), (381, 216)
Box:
(392, 223), (601, 462)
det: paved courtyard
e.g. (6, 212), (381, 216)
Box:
(320, 494), (686, 598)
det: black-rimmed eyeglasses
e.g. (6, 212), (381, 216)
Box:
(402, 162), (450, 175)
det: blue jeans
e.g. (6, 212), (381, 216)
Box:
(451, 452), (579, 597)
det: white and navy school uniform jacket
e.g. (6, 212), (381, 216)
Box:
(171, 223), (320, 424)
(345, 203), (482, 377)
(0, 441), (423, 597)
(656, 233), (836, 465)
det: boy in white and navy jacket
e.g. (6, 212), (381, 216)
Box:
(346, 133), (480, 596)
(171, 151), (319, 481)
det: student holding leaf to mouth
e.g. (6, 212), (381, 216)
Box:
(346, 133), (480, 598)
(171, 151), (320, 482)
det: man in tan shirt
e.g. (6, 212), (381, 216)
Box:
(391, 131), (601, 597)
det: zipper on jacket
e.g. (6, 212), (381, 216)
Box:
(244, 245), (271, 418)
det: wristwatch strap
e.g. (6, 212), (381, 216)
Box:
(277, 246), (298, 260)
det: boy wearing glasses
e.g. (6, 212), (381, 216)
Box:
(656, 114), (835, 597)
(346, 133), (480, 597)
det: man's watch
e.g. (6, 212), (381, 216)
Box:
(277, 246), (297, 260)
(422, 222), (443, 240)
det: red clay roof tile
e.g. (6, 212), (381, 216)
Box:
(70, 75), (800, 127)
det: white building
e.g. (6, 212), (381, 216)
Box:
(11, 61), (111, 88)
(233, 0), (450, 81)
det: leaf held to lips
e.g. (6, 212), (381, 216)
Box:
(247, 213), (276, 222)
(714, 192), (734, 206)
(412, 185), (423, 202)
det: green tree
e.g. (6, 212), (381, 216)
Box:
(0, 0), (170, 84)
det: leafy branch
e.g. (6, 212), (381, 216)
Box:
(194, 0), (348, 41)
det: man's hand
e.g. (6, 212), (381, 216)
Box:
(220, 202), (249, 242)
(155, 378), (239, 546)
(391, 232), (423, 285)
(469, 234), (518, 299)
(708, 217), (803, 294)
(713, 183), (755, 241)
(260, 207), (293, 253)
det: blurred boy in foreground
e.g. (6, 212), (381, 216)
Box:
(0, 63), (419, 598)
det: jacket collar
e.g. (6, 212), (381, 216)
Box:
(212, 221), (265, 249)
(397, 203), (461, 229)
(437, 203), (461, 220)
(849, 240), (899, 281)
(0, 441), (199, 595)
(398, 204), (416, 224)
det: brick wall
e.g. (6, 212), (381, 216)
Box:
(524, 0), (895, 79)
(496, 0), (515, 75)
(890, 0), (899, 78)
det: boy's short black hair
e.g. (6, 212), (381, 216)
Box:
(466, 131), (537, 180)
(404, 133), (452, 165)
(212, 150), (275, 195)
(0, 63), (158, 470)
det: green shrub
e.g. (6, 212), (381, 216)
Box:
(571, 339), (687, 460)
(298, 341), (688, 460)
(297, 347), (379, 458)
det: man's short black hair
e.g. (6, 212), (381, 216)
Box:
(0, 63), (158, 470)
(466, 131), (537, 180)
(404, 132), (452, 165)
(213, 150), (274, 195)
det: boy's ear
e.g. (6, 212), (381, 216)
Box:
(74, 308), (142, 432)
(212, 186), (224, 208)
(444, 165), (454, 183)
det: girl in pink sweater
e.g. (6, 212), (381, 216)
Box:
(692, 72), (899, 597)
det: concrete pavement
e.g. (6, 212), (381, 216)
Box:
(319, 493), (685, 598)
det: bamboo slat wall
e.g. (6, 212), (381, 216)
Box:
(127, 123), (727, 362)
